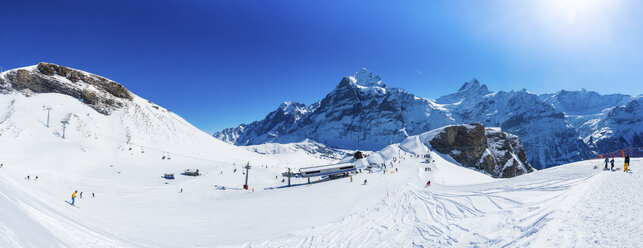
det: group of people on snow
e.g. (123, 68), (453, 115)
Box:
(602, 153), (631, 172)
(70, 190), (95, 206)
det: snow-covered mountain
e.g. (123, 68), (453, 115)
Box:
(215, 69), (641, 169)
(540, 89), (642, 154)
(0, 63), (338, 169)
(214, 68), (455, 150)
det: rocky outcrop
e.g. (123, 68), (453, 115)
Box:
(485, 128), (533, 177)
(0, 62), (132, 114)
(428, 123), (534, 178)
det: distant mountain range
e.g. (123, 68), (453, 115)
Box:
(214, 69), (642, 169)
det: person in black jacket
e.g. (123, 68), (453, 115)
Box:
(624, 153), (630, 172)
(610, 158), (615, 170)
(604, 156), (609, 170)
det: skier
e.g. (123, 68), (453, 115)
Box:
(624, 153), (630, 172)
(604, 156), (609, 170)
(180, 188), (183, 193)
(80, 192), (83, 199)
(350, 176), (353, 182)
(426, 180), (431, 187)
(35, 176), (38, 181)
(395, 168), (398, 172)
(234, 168), (237, 173)
(71, 190), (77, 206)
(363, 179), (368, 185)
(92, 193), (95, 198)
(610, 158), (615, 170)
(27, 175), (30, 180)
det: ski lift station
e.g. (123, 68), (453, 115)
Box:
(282, 163), (357, 185)
(299, 163), (356, 178)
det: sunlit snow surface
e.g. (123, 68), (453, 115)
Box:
(0, 92), (641, 247)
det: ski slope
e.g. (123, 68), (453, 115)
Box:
(0, 92), (641, 247)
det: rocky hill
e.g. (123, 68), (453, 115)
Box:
(398, 123), (534, 178)
(0, 62), (132, 114)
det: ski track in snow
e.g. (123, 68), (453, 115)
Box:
(261, 159), (642, 248)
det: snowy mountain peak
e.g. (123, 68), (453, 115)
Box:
(435, 78), (491, 104)
(457, 78), (489, 94)
(278, 101), (308, 114)
(348, 68), (386, 88)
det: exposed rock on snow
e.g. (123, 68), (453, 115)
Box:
(408, 123), (534, 178)
(0, 62), (132, 114)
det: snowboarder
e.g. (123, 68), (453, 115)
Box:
(426, 180), (431, 187)
(610, 158), (615, 170)
(624, 153), (630, 172)
(363, 179), (368, 185)
(604, 156), (609, 170)
(71, 190), (77, 205)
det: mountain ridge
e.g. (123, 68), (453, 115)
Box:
(215, 69), (641, 169)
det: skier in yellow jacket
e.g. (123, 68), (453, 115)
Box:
(71, 190), (77, 206)
(624, 154), (630, 172)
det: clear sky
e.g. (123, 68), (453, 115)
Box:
(2, 0), (642, 133)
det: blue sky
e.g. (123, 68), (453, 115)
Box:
(2, 0), (642, 133)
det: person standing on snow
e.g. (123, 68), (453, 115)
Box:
(610, 158), (615, 170)
(426, 180), (431, 187)
(71, 191), (77, 206)
(604, 156), (609, 170)
(624, 153), (630, 172)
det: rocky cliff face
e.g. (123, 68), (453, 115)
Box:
(0, 62), (132, 114)
(426, 123), (534, 178)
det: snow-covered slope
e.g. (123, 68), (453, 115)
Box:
(2, 121), (641, 247)
(245, 139), (355, 161)
(215, 69), (641, 169)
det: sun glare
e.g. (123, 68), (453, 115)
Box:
(528, 0), (623, 47)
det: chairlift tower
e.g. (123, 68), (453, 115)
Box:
(61, 119), (69, 139)
(43, 106), (52, 127)
(243, 162), (251, 190)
